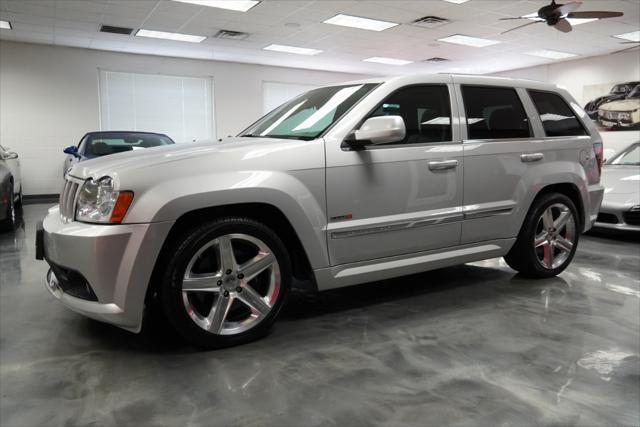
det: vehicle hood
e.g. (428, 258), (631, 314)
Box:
(599, 98), (640, 112)
(601, 166), (640, 205)
(586, 94), (625, 110)
(69, 137), (319, 182)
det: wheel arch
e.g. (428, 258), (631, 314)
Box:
(146, 202), (317, 303)
(533, 182), (585, 230)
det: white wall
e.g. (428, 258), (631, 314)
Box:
(493, 50), (640, 105)
(494, 51), (640, 157)
(0, 41), (367, 195)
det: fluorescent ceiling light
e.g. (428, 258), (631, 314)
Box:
(438, 34), (500, 47)
(171, 0), (259, 12)
(323, 14), (398, 31)
(613, 30), (640, 42)
(263, 44), (322, 55)
(0, 20), (11, 30)
(565, 17), (598, 26)
(525, 49), (577, 59)
(442, 0), (471, 3)
(135, 29), (206, 43)
(363, 56), (413, 66)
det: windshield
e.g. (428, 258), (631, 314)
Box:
(627, 86), (640, 99)
(612, 84), (628, 94)
(84, 133), (174, 157)
(609, 144), (640, 166)
(241, 83), (378, 140)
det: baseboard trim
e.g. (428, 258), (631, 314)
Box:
(23, 194), (59, 205)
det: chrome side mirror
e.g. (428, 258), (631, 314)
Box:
(1, 151), (18, 160)
(346, 116), (406, 149)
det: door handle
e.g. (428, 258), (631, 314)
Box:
(428, 160), (458, 171)
(520, 153), (544, 163)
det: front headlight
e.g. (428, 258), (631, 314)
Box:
(620, 112), (631, 121)
(76, 177), (134, 224)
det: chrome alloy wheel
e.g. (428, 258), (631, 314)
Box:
(181, 233), (281, 335)
(534, 203), (576, 270)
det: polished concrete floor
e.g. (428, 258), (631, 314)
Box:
(1, 204), (639, 426)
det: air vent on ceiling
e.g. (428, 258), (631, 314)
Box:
(99, 25), (133, 35)
(214, 30), (250, 40)
(424, 57), (450, 63)
(411, 16), (451, 29)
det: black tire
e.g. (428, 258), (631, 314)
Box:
(505, 192), (580, 278)
(0, 182), (17, 232)
(158, 217), (292, 348)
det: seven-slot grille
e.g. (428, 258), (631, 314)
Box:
(59, 177), (82, 223)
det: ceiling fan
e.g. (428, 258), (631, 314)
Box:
(500, 0), (623, 34)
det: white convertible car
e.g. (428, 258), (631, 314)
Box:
(595, 142), (640, 232)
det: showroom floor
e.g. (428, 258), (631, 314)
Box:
(1, 205), (639, 426)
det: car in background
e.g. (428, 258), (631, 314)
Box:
(0, 144), (22, 206)
(595, 142), (640, 232)
(597, 85), (640, 130)
(0, 159), (17, 231)
(62, 131), (175, 177)
(585, 81), (639, 120)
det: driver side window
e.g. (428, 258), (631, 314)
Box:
(368, 85), (452, 145)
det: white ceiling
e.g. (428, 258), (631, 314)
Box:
(0, 0), (638, 75)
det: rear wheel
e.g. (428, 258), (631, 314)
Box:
(159, 217), (291, 348)
(505, 193), (579, 278)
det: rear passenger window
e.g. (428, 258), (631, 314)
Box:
(462, 86), (531, 140)
(528, 90), (588, 137)
(369, 85), (452, 144)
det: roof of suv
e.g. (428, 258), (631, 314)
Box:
(342, 73), (563, 92)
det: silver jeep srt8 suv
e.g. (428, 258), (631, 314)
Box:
(36, 74), (605, 348)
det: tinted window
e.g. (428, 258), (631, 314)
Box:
(84, 133), (174, 157)
(368, 85), (452, 144)
(462, 86), (531, 140)
(528, 90), (587, 137)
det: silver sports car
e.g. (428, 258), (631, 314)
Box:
(595, 142), (640, 232)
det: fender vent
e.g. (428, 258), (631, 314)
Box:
(412, 16), (451, 28)
(99, 25), (133, 35)
(214, 30), (250, 40)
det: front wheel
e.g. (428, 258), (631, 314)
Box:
(0, 183), (17, 232)
(159, 217), (291, 348)
(505, 193), (579, 278)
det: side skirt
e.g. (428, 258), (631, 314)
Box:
(313, 238), (516, 291)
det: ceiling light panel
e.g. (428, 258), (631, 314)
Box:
(0, 20), (11, 30)
(525, 49), (577, 59)
(438, 34), (500, 47)
(323, 14), (398, 31)
(442, 0), (471, 3)
(613, 30), (640, 42)
(135, 29), (206, 43)
(263, 44), (322, 56)
(363, 57), (413, 65)
(565, 18), (598, 26)
(171, 0), (260, 12)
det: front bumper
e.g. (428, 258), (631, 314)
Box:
(594, 203), (640, 232)
(38, 206), (173, 332)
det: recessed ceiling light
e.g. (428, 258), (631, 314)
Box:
(438, 34), (500, 47)
(135, 29), (206, 43)
(565, 17), (598, 26)
(525, 49), (578, 59)
(323, 14), (398, 31)
(442, 0), (471, 4)
(363, 57), (413, 66)
(263, 44), (322, 56)
(171, 0), (259, 12)
(0, 20), (11, 30)
(613, 30), (640, 42)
